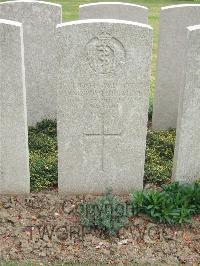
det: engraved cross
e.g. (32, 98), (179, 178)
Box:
(84, 112), (121, 171)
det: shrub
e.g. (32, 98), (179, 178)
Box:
(29, 132), (57, 153)
(79, 183), (200, 235)
(131, 182), (200, 225)
(29, 119), (57, 138)
(145, 129), (176, 185)
(29, 120), (57, 192)
(79, 189), (129, 236)
(29, 152), (57, 192)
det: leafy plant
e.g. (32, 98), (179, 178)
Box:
(79, 182), (200, 236)
(29, 152), (57, 192)
(29, 120), (57, 192)
(79, 189), (129, 236)
(29, 119), (57, 138)
(145, 129), (176, 185)
(131, 182), (200, 225)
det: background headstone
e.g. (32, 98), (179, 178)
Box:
(0, 0), (62, 126)
(152, 4), (200, 130)
(173, 25), (200, 183)
(57, 19), (153, 194)
(0, 19), (30, 194)
(79, 2), (148, 24)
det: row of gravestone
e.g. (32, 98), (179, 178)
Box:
(0, 1), (199, 194)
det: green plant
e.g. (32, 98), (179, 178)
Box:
(145, 129), (176, 185)
(79, 189), (129, 236)
(29, 152), (57, 192)
(196, 178), (200, 185)
(79, 182), (199, 236)
(131, 182), (200, 225)
(31, 119), (57, 138)
(148, 95), (153, 121)
(29, 120), (57, 192)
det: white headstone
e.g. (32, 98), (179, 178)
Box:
(0, 0), (62, 126)
(173, 25), (200, 184)
(153, 4), (200, 130)
(57, 19), (153, 194)
(0, 19), (30, 194)
(79, 2), (148, 24)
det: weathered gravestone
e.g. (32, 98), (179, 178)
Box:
(0, 0), (62, 126)
(173, 25), (200, 183)
(57, 19), (153, 194)
(152, 4), (200, 130)
(0, 20), (30, 194)
(79, 2), (148, 24)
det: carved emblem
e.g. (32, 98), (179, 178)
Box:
(85, 32), (126, 74)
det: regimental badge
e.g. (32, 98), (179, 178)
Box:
(85, 32), (126, 74)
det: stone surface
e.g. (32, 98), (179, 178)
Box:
(152, 4), (200, 130)
(173, 25), (200, 183)
(57, 19), (153, 194)
(0, 20), (30, 194)
(79, 2), (148, 24)
(0, 0), (62, 126)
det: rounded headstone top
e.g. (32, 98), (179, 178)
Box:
(57, 19), (152, 30)
(0, 0), (61, 8)
(80, 2), (148, 10)
(162, 4), (200, 11)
